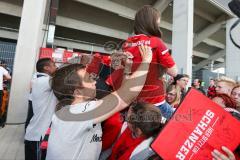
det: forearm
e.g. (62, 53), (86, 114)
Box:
(93, 45), (152, 124)
(166, 64), (178, 77)
(4, 75), (11, 80)
(117, 62), (150, 106)
(93, 62), (150, 124)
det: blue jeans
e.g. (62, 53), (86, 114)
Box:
(156, 102), (174, 120)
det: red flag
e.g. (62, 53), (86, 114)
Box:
(151, 88), (240, 160)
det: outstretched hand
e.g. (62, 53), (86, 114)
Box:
(138, 45), (152, 63)
(212, 146), (236, 160)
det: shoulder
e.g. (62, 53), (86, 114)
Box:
(85, 101), (98, 111)
(0, 66), (7, 72)
(149, 36), (167, 49)
(70, 101), (97, 114)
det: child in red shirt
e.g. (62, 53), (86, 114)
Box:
(106, 5), (177, 120)
(108, 102), (163, 160)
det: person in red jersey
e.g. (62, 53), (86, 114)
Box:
(108, 102), (163, 160)
(106, 5), (177, 120)
(207, 79), (216, 98)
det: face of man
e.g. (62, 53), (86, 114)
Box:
(77, 69), (96, 100)
(231, 87), (240, 105)
(209, 80), (215, 86)
(193, 79), (200, 88)
(45, 61), (57, 75)
(215, 81), (232, 96)
(177, 77), (189, 90)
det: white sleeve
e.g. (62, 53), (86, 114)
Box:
(1, 67), (9, 76)
(41, 76), (51, 92)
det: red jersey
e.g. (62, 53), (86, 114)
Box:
(106, 34), (175, 104)
(207, 85), (216, 98)
(101, 112), (123, 150)
(108, 127), (145, 160)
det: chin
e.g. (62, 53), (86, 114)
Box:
(91, 92), (96, 99)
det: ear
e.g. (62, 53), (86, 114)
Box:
(135, 127), (143, 137)
(73, 89), (83, 97)
(43, 65), (49, 71)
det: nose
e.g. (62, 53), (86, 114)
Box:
(233, 94), (238, 99)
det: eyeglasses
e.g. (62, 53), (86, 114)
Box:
(231, 92), (240, 98)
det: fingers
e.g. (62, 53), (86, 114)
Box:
(211, 147), (235, 160)
(221, 146), (236, 160)
(124, 51), (133, 59)
(138, 45), (152, 62)
(211, 149), (229, 160)
(139, 45), (145, 57)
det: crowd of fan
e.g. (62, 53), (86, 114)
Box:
(24, 5), (240, 160)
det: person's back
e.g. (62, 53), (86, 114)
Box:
(25, 58), (57, 160)
(106, 6), (177, 105)
(25, 73), (57, 140)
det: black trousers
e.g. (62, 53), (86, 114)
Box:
(0, 90), (3, 112)
(0, 90), (3, 126)
(25, 100), (34, 131)
(24, 140), (41, 160)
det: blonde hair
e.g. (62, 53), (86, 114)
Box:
(216, 76), (236, 88)
(166, 84), (181, 106)
(232, 85), (240, 92)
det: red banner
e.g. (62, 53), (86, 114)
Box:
(151, 88), (240, 160)
(39, 48), (111, 65)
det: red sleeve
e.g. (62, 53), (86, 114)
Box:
(86, 54), (102, 75)
(102, 113), (123, 150)
(155, 39), (175, 68)
(105, 69), (124, 90)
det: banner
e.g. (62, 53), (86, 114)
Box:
(151, 88), (240, 160)
(39, 48), (111, 65)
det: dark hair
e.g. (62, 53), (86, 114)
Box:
(128, 102), (163, 138)
(195, 79), (202, 85)
(212, 93), (237, 109)
(173, 74), (190, 85)
(36, 58), (53, 73)
(0, 59), (6, 65)
(51, 64), (85, 110)
(168, 49), (172, 55)
(172, 74), (184, 85)
(134, 5), (162, 38)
